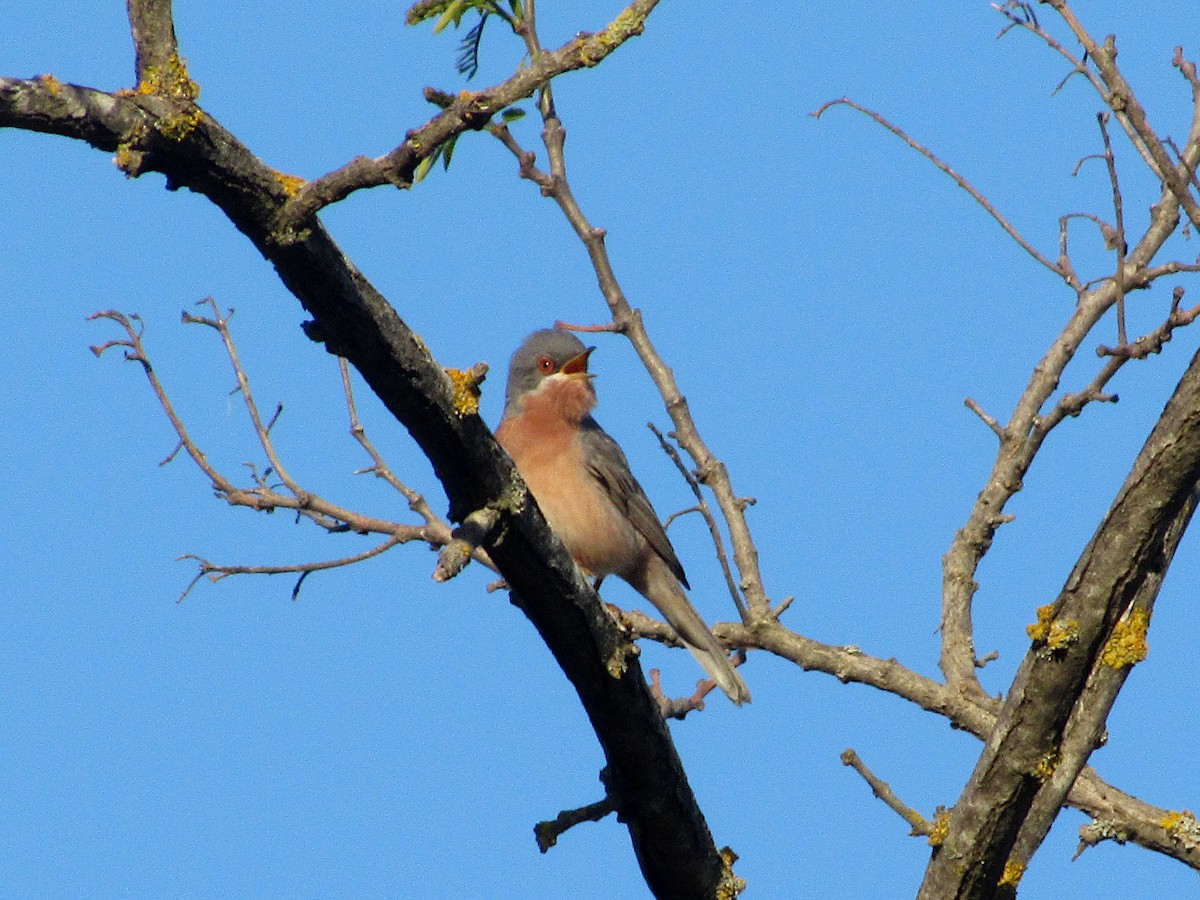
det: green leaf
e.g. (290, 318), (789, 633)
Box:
(442, 135), (459, 171)
(413, 148), (440, 184)
(433, 0), (467, 34)
(500, 106), (526, 123)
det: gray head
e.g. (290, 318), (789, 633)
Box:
(503, 328), (595, 417)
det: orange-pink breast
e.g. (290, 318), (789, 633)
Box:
(497, 403), (643, 579)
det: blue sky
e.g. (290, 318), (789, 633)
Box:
(3, 2), (1199, 897)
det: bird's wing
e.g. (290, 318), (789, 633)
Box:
(579, 420), (690, 589)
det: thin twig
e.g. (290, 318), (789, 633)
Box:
(501, 4), (775, 626)
(841, 748), (934, 836)
(812, 97), (1062, 275)
(177, 535), (403, 602)
(649, 651), (748, 720)
(964, 397), (1005, 439)
(1096, 112), (1129, 345)
(648, 423), (746, 620)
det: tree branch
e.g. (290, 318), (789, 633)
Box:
(275, 0), (661, 232)
(3, 5), (735, 896)
(918, 344), (1200, 899)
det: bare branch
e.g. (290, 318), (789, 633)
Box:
(649, 652), (748, 720)
(964, 397), (1005, 439)
(499, 44), (775, 624)
(919, 344), (1200, 898)
(648, 423), (746, 621)
(126, 0), (181, 86)
(1095, 112), (1129, 344)
(535, 795), (617, 853)
(841, 748), (934, 837)
(434, 505), (501, 582)
(178, 535), (403, 601)
(1043, 2), (1200, 231)
(812, 97), (1062, 275)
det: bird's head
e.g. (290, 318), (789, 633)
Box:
(503, 328), (597, 423)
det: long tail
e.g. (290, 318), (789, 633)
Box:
(636, 556), (751, 705)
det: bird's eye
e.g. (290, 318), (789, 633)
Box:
(537, 356), (555, 374)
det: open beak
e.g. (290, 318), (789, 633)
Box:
(560, 346), (595, 376)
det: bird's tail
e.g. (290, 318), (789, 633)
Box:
(636, 557), (751, 706)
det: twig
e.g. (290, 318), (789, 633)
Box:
(177, 535), (403, 602)
(648, 651), (748, 720)
(534, 796), (617, 852)
(89, 307), (461, 598)
(276, 0), (661, 233)
(339, 357), (446, 525)
(1095, 112), (1129, 345)
(555, 320), (624, 335)
(991, 3), (1160, 174)
(648, 423), (747, 621)
(434, 505), (501, 582)
(964, 397), (1004, 439)
(812, 97), (1062, 275)
(517, 20), (774, 622)
(840, 748), (934, 836)
(1042, 4), (1200, 231)
(182, 298), (310, 504)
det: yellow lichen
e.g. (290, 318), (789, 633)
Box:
(1033, 748), (1060, 782)
(605, 639), (638, 679)
(136, 53), (200, 101)
(1161, 810), (1200, 848)
(716, 847), (747, 899)
(928, 808), (950, 847)
(445, 367), (482, 417)
(1026, 603), (1078, 650)
(273, 170), (307, 196)
(998, 860), (1026, 888)
(37, 73), (62, 95)
(1100, 608), (1150, 668)
(113, 143), (142, 175)
(156, 106), (204, 141)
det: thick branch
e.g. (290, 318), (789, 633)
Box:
(718, 620), (1200, 873)
(0, 15), (731, 897)
(918, 345), (1200, 899)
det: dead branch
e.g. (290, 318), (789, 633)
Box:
(812, 96), (1062, 275)
(841, 748), (934, 837)
(535, 795), (617, 853)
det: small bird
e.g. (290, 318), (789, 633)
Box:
(496, 328), (750, 705)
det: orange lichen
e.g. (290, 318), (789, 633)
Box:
(998, 860), (1026, 889)
(445, 367), (482, 417)
(136, 53), (200, 101)
(273, 171), (307, 196)
(1100, 608), (1150, 668)
(928, 808), (950, 847)
(1033, 748), (1060, 782)
(156, 106), (204, 141)
(1161, 810), (1200, 849)
(716, 847), (746, 899)
(1026, 603), (1078, 650)
(37, 73), (62, 95)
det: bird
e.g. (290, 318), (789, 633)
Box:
(495, 328), (750, 705)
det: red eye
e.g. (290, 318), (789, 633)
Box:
(537, 356), (555, 374)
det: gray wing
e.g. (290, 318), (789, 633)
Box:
(579, 418), (690, 589)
